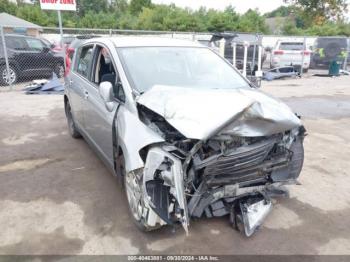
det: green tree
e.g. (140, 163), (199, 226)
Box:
(238, 9), (269, 33)
(163, 6), (200, 31)
(265, 6), (294, 17)
(78, 0), (108, 16)
(284, 0), (348, 26)
(129, 0), (151, 15)
(136, 5), (167, 30)
(16, 4), (51, 26)
(0, 0), (17, 15)
(206, 8), (239, 32)
(281, 20), (303, 35)
(111, 0), (128, 13)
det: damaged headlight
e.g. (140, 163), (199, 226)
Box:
(143, 146), (190, 233)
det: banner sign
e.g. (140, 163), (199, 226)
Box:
(40, 0), (76, 11)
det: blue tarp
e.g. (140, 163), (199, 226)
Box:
(24, 73), (64, 95)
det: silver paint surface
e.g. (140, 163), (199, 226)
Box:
(137, 85), (301, 140)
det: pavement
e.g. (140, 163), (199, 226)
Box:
(0, 74), (350, 255)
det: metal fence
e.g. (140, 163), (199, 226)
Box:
(0, 25), (349, 90)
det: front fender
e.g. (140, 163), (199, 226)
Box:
(116, 106), (164, 173)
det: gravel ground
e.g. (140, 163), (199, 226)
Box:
(0, 74), (350, 255)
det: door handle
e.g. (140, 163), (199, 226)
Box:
(84, 90), (89, 99)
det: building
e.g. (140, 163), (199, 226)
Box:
(0, 12), (42, 37)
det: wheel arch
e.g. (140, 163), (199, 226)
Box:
(0, 60), (20, 74)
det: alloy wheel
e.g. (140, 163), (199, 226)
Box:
(2, 68), (16, 85)
(125, 170), (144, 221)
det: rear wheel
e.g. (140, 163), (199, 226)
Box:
(65, 100), (81, 138)
(0, 65), (17, 86)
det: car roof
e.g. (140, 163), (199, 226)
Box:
(4, 34), (35, 39)
(84, 36), (203, 48)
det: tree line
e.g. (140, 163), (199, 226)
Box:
(0, 0), (349, 36)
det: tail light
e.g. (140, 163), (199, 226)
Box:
(302, 51), (311, 55)
(274, 50), (284, 55)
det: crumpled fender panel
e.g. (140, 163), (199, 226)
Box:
(143, 147), (189, 233)
(116, 106), (164, 173)
(137, 85), (301, 139)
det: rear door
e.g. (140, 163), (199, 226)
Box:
(68, 44), (95, 130)
(279, 42), (304, 65)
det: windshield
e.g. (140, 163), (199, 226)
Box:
(118, 47), (248, 93)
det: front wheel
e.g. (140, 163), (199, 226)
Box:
(0, 65), (17, 86)
(121, 156), (161, 232)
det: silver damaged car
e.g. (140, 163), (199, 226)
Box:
(64, 37), (306, 236)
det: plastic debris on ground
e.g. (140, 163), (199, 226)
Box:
(24, 73), (64, 95)
(263, 66), (300, 81)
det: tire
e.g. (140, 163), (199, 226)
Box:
(120, 154), (160, 232)
(54, 63), (65, 78)
(289, 137), (304, 180)
(65, 100), (81, 139)
(0, 65), (18, 86)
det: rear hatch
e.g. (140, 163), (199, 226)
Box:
(276, 42), (309, 64)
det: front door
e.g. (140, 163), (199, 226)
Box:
(82, 45), (124, 168)
(23, 37), (54, 76)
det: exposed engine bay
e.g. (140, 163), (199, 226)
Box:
(130, 101), (306, 236)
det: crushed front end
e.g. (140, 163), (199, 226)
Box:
(133, 100), (306, 236)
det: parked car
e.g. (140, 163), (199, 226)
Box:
(311, 37), (349, 68)
(65, 37), (306, 237)
(0, 34), (64, 85)
(51, 35), (77, 54)
(65, 35), (101, 76)
(206, 33), (266, 76)
(270, 40), (311, 72)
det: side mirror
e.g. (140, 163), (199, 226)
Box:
(99, 81), (115, 112)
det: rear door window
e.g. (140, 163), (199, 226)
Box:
(75, 45), (94, 79)
(5, 36), (27, 50)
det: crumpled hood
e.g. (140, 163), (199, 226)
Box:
(137, 85), (301, 140)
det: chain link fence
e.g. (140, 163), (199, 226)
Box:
(1, 25), (349, 90)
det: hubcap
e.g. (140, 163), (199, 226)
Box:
(2, 68), (16, 85)
(125, 170), (144, 221)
